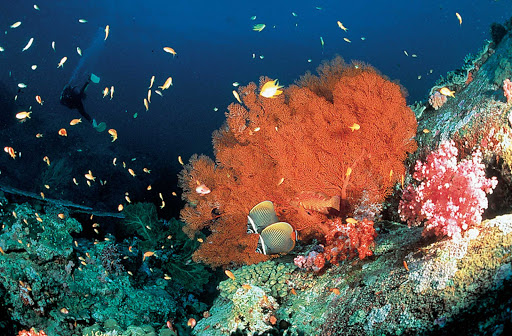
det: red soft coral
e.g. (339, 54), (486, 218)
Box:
(294, 218), (377, 272)
(179, 58), (416, 267)
(399, 140), (498, 239)
(18, 329), (47, 336)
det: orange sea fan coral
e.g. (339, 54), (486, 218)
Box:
(179, 58), (417, 267)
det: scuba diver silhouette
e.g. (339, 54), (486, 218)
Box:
(60, 76), (93, 122)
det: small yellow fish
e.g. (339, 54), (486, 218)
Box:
(70, 118), (82, 125)
(178, 155), (184, 165)
(113, 157), (117, 166)
(143, 168), (151, 173)
(233, 90), (242, 103)
(456, 12), (462, 25)
(252, 23), (266, 32)
(43, 156), (50, 165)
(163, 47), (177, 56)
(260, 80), (283, 98)
(103, 87), (109, 98)
(16, 111), (32, 121)
(110, 86), (114, 100)
(439, 87), (455, 97)
(159, 77), (173, 90)
(144, 98), (149, 111)
(349, 123), (360, 131)
(118, 204), (123, 211)
(337, 21), (348, 31)
(57, 56), (68, 68)
(104, 25), (110, 40)
(147, 89), (152, 103)
(10, 21), (22, 28)
(154, 90), (163, 97)
(149, 75), (155, 88)
(343, 37), (351, 43)
(84, 170), (96, 181)
(128, 168), (136, 177)
(108, 129), (118, 142)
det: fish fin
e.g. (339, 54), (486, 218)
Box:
(247, 215), (258, 234)
(256, 235), (267, 255)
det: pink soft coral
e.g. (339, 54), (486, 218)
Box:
(503, 78), (512, 103)
(399, 141), (497, 239)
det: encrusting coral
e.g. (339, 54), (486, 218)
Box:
(179, 57), (418, 267)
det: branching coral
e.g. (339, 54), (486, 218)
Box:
(179, 57), (417, 267)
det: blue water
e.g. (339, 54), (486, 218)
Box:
(0, 0), (510, 214)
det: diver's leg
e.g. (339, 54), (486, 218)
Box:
(80, 77), (91, 95)
(76, 102), (92, 122)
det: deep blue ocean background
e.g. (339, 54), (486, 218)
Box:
(0, 0), (511, 217)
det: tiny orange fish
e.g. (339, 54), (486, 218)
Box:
(143, 168), (151, 173)
(242, 284), (252, 290)
(187, 318), (196, 328)
(163, 47), (177, 57)
(108, 129), (118, 142)
(58, 128), (67, 136)
(35, 133), (43, 138)
(331, 288), (341, 295)
(118, 204), (124, 211)
(35, 95), (43, 105)
(43, 156), (50, 166)
(143, 251), (155, 261)
(4, 146), (16, 159)
(128, 168), (136, 177)
(225, 270), (236, 280)
(70, 118), (82, 125)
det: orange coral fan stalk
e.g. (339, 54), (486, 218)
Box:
(179, 58), (417, 268)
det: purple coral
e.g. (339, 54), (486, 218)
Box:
(399, 141), (497, 239)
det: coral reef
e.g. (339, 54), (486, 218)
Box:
(193, 214), (512, 335)
(179, 57), (417, 267)
(0, 200), (208, 335)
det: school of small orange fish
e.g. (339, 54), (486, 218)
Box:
(0, 5), (465, 330)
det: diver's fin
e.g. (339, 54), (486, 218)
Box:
(90, 73), (100, 84)
(92, 119), (107, 132)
